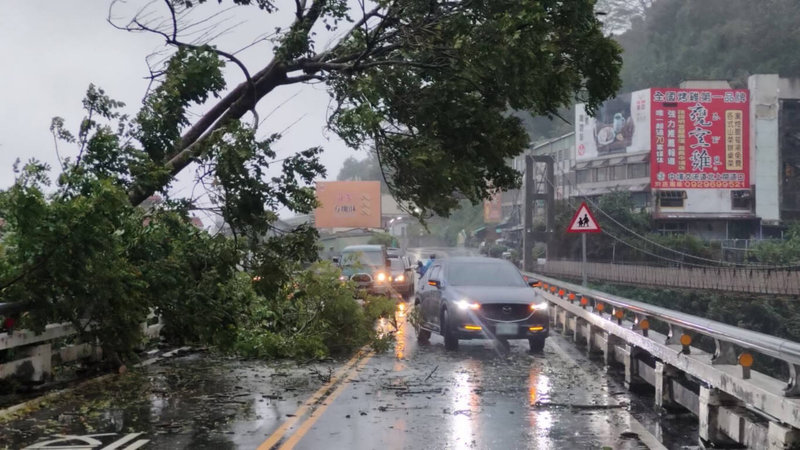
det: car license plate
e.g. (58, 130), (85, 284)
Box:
(496, 323), (517, 336)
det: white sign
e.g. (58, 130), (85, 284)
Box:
(575, 88), (651, 161)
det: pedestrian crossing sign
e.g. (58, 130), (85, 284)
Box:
(567, 202), (601, 233)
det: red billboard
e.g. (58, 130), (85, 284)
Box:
(650, 89), (749, 189)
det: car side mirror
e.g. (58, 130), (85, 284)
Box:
(427, 279), (440, 288)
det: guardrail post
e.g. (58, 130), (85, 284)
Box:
(699, 386), (723, 445)
(655, 361), (678, 411)
(712, 339), (738, 365)
(622, 344), (638, 389)
(699, 386), (744, 447)
(784, 363), (800, 397)
(768, 422), (800, 449)
(573, 316), (583, 344)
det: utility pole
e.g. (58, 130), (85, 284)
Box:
(523, 155), (554, 272)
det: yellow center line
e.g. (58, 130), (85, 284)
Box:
(279, 353), (374, 449)
(257, 350), (372, 450)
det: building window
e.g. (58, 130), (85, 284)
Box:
(731, 190), (752, 210)
(658, 190), (686, 207)
(656, 222), (687, 235)
(596, 167), (609, 182)
(612, 165), (627, 180)
(631, 192), (650, 209)
(576, 169), (593, 184)
(628, 163), (649, 179)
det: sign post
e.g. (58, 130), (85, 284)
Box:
(566, 202), (602, 286)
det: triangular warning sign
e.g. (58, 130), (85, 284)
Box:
(567, 202), (602, 233)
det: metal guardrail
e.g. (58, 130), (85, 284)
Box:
(523, 271), (800, 396)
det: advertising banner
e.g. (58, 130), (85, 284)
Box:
(314, 181), (382, 228)
(575, 89), (651, 161)
(650, 89), (749, 189)
(483, 192), (503, 224)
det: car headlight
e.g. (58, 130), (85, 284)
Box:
(456, 299), (480, 310)
(394, 274), (405, 282)
(338, 275), (348, 282)
(530, 302), (549, 311)
(375, 272), (388, 283)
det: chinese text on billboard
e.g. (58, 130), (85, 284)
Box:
(651, 89), (749, 189)
(314, 181), (382, 228)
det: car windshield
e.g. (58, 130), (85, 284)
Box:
(389, 259), (404, 271)
(445, 261), (527, 287)
(341, 250), (384, 267)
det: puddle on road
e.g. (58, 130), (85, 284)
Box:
(0, 351), (341, 450)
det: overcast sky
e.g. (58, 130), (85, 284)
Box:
(0, 1), (360, 222)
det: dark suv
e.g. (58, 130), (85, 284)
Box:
(414, 256), (549, 352)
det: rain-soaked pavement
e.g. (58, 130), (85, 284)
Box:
(1, 309), (699, 450)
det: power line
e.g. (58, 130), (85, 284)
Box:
(534, 159), (800, 270)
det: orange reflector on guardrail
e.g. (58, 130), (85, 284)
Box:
(568, 293), (576, 301)
(596, 303), (604, 312)
(580, 297), (588, 306)
(680, 334), (692, 346)
(639, 319), (649, 330)
(739, 352), (753, 367)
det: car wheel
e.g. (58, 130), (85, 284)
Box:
(528, 337), (546, 353)
(442, 309), (459, 351)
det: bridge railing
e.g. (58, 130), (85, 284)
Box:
(524, 270), (800, 396)
(535, 260), (800, 295)
(524, 271), (800, 448)
(0, 302), (163, 383)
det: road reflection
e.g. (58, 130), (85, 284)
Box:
(450, 361), (481, 449)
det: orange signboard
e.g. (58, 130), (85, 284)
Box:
(314, 181), (382, 228)
(483, 192), (503, 224)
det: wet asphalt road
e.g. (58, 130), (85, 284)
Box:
(1, 316), (698, 450)
(0, 248), (699, 449)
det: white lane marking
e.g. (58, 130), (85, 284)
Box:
(546, 336), (668, 450)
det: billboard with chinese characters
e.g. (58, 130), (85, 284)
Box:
(314, 181), (382, 228)
(650, 89), (749, 189)
(575, 89), (651, 161)
(483, 192), (502, 223)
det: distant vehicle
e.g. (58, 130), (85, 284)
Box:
(388, 253), (415, 300)
(413, 256), (549, 352)
(338, 245), (392, 296)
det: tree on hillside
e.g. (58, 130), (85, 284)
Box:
(105, 0), (620, 220)
(595, 0), (654, 35)
(336, 152), (389, 193)
(616, 0), (800, 90)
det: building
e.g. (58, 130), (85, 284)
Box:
(499, 75), (800, 241)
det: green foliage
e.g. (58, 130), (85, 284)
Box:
(325, 0), (621, 218)
(751, 222), (800, 265)
(616, 0), (800, 90)
(336, 152), (390, 193)
(368, 232), (395, 247)
(235, 261), (396, 359)
(488, 245), (508, 258)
